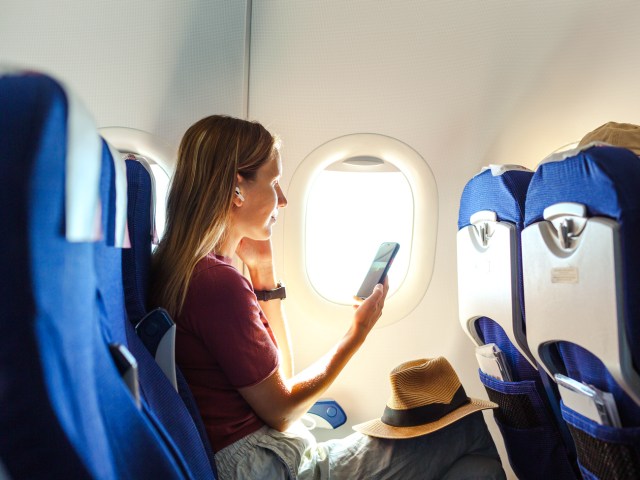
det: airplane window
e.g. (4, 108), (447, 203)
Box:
(284, 133), (437, 327)
(305, 159), (412, 304)
(98, 127), (174, 245)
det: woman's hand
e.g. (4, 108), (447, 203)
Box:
(351, 277), (389, 341)
(236, 237), (273, 269)
(236, 238), (278, 290)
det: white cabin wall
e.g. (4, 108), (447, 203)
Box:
(0, 0), (251, 148)
(249, 0), (640, 473)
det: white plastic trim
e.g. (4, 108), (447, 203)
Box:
(99, 127), (177, 177)
(457, 219), (536, 367)
(105, 143), (130, 248)
(478, 164), (533, 177)
(522, 217), (640, 405)
(538, 141), (612, 166)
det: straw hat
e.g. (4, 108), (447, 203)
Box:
(578, 121), (640, 155)
(353, 357), (497, 439)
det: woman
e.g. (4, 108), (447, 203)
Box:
(150, 115), (504, 479)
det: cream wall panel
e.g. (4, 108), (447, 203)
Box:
(0, 0), (250, 149)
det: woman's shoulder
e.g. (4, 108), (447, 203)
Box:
(184, 255), (256, 316)
(192, 254), (250, 290)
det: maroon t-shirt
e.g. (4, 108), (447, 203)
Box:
(175, 254), (280, 452)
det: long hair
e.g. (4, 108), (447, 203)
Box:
(149, 115), (279, 318)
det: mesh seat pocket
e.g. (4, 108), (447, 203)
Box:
(561, 402), (640, 480)
(479, 370), (579, 479)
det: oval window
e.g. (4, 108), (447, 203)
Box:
(284, 133), (438, 328)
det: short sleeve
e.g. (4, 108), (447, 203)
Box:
(183, 263), (280, 388)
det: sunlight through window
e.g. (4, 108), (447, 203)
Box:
(305, 160), (413, 305)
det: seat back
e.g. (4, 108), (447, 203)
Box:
(522, 145), (640, 479)
(0, 70), (109, 480)
(457, 165), (579, 479)
(457, 165), (535, 370)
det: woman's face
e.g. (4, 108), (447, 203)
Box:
(234, 150), (287, 240)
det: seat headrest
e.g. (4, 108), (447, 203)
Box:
(525, 145), (640, 228)
(458, 166), (533, 231)
(0, 70), (102, 242)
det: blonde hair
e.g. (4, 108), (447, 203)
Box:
(149, 115), (279, 317)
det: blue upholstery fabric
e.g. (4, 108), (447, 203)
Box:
(122, 159), (152, 324)
(0, 72), (187, 479)
(458, 167), (579, 479)
(119, 158), (217, 478)
(525, 146), (640, 373)
(0, 73), (100, 479)
(459, 168), (533, 231)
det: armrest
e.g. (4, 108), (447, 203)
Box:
(135, 308), (178, 391)
(304, 399), (347, 430)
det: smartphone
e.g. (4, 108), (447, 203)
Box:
(355, 242), (400, 300)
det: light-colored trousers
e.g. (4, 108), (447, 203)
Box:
(215, 411), (506, 480)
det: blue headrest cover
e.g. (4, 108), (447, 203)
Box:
(458, 168), (533, 231)
(525, 146), (640, 226)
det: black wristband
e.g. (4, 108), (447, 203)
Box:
(254, 283), (286, 301)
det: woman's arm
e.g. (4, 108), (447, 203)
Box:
(259, 302), (293, 378)
(237, 238), (294, 378)
(238, 282), (387, 432)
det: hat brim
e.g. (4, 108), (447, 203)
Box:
(352, 398), (497, 439)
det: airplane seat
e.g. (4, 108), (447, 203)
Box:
(121, 154), (218, 475)
(96, 147), (217, 478)
(0, 73), (201, 479)
(522, 144), (640, 479)
(457, 165), (579, 479)
(119, 153), (229, 470)
(74, 139), (192, 480)
(0, 71), (185, 479)
(0, 70), (106, 480)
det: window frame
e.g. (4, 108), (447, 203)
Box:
(283, 133), (438, 328)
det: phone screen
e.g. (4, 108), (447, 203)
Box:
(355, 242), (400, 299)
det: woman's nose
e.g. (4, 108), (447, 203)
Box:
(277, 184), (288, 207)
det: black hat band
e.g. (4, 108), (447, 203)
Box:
(381, 385), (470, 428)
